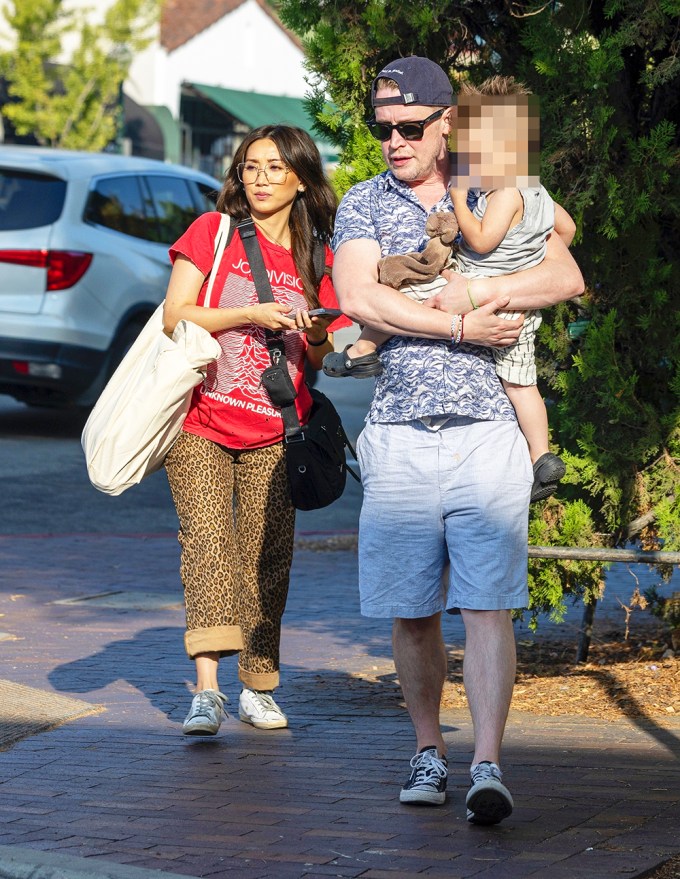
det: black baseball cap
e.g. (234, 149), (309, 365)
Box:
(371, 56), (453, 108)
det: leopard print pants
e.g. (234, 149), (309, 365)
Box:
(165, 430), (295, 691)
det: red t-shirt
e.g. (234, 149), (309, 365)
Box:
(169, 212), (351, 449)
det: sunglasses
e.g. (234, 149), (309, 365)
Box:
(367, 108), (446, 142)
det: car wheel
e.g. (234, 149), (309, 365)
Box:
(73, 316), (148, 409)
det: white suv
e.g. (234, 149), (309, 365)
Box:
(0, 146), (220, 407)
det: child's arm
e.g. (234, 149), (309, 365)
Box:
(450, 188), (523, 254)
(553, 202), (576, 247)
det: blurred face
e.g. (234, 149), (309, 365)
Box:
(239, 137), (304, 221)
(451, 96), (540, 189)
(373, 87), (451, 184)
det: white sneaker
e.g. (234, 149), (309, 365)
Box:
(182, 689), (228, 736)
(238, 688), (288, 729)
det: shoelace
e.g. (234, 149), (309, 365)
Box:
(250, 691), (282, 714)
(410, 751), (447, 786)
(193, 690), (226, 716)
(471, 761), (502, 785)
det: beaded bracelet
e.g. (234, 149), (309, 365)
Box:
(450, 314), (463, 346)
(307, 332), (329, 347)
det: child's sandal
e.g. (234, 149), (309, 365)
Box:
(322, 346), (384, 378)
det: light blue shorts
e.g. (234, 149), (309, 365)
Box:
(355, 417), (532, 618)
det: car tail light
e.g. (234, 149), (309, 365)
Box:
(12, 360), (62, 378)
(0, 249), (93, 290)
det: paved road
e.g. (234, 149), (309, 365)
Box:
(0, 325), (371, 536)
(0, 533), (678, 879)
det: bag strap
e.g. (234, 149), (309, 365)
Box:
(312, 237), (327, 283)
(236, 217), (358, 474)
(204, 213), (232, 309)
(237, 218), (301, 438)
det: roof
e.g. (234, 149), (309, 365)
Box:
(185, 83), (337, 160)
(0, 145), (218, 186)
(161, 0), (301, 53)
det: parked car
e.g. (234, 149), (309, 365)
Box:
(0, 146), (221, 407)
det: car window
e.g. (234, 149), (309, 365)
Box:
(193, 181), (219, 212)
(84, 175), (150, 240)
(0, 169), (66, 230)
(143, 175), (202, 244)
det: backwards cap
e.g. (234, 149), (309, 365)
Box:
(371, 56), (453, 108)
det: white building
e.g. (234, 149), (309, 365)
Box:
(0, 0), (334, 173)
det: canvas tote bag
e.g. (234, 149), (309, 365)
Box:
(82, 213), (231, 495)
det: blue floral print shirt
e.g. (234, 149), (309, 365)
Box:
(332, 170), (516, 424)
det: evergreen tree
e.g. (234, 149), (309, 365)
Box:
(278, 0), (680, 624)
(0, 0), (159, 151)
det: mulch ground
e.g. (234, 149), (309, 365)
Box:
(441, 623), (679, 721)
(644, 856), (680, 878)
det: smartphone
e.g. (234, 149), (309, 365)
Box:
(307, 308), (344, 319)
(286, 307), (344, 319)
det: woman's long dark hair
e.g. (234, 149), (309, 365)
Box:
(216, 125), (337, 309)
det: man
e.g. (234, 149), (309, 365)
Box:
(331, 56), (583, 825)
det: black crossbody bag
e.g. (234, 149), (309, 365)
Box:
(238, 218), (359, 511)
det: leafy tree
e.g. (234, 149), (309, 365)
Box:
(278, 0), (680, 626)
(0, 0), (159, 151)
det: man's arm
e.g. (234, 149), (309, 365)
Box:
(430, 230), (584, 315)
(333, 238), (525, 348)
(554, 203), (576, 247)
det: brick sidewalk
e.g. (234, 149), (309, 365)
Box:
(0, 534), (678, 879)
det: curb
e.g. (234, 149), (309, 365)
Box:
(0, 846), (198, 879)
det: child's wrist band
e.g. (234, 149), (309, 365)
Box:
(467, 279), (479, 310)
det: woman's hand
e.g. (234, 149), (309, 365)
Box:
(289, 308), (333, 345)
(461, 299), (524, 348)
(248, 302), (297, 331)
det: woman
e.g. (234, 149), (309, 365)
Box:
(162, 125), (350, 735)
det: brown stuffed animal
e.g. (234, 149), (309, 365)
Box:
(378, 212), (459, 289)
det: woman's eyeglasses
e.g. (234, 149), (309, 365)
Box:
(237, 162), (291, 185)
(367, 108), (446, 142)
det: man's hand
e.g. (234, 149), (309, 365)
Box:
(461, 299), (524, 348)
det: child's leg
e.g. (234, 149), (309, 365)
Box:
(323, 277), (446, 379)
(501, 382), (549, 463)
(347, 326), (391, 359)
(495, 312), (565, 502)
(349, 273), (448, 357)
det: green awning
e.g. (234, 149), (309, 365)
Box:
(186, 82), (337, 161)
(145, 105), (181, 164)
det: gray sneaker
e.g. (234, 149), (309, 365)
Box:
(182, 689), (228, 736)
(399, 746), (448, 805)
(466, 761), (513, 824)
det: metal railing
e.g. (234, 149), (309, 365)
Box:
(529, 546), (680, 564)
(528, 545), (679, 661)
